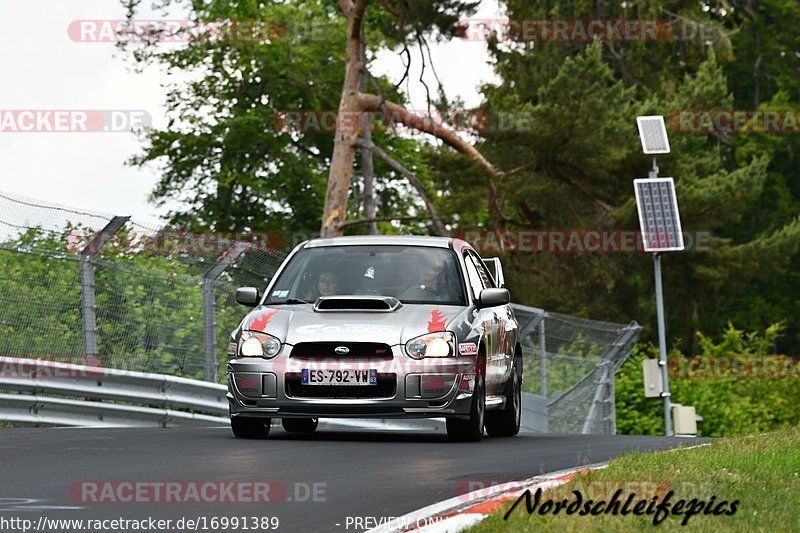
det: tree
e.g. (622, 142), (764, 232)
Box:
(120, 0), (499, 238)
(431, 1), (800, 353)
(319, 0), (511, 237)
(120, 1), (346, 233)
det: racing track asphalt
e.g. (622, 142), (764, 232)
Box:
(0, 427), (710, 532)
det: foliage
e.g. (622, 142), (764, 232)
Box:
(421, 0), (800, 356)
(616, 323), (800, 437)
(471, 425), (800, 531)
(117, 0), (800, 359)
(121, 0), (481, 237)
(0, 227), (247, 381)
(0, 230), (84, 359)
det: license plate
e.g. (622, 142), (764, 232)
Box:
(301, 369), (377, 386)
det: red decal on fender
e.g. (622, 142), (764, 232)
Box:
(250, 309), (279, 331)
(427, 309), (447, 332)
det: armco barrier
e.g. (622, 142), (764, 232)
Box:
(0, 357), (228, 427)
(0, 308), (639, 432)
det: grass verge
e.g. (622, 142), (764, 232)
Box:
(468, 426), (800, 532)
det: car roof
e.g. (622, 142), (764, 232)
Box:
(303, 235), (455, 249)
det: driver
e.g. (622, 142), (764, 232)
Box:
(419, 256), (442, 294)
(304, 270), (339, 300)
(399, 255), (446, 300)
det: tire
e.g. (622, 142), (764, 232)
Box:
(231, 416), (271, 439)
(446, 373), (485, 442)
(282, 417), (319, 433)
(485, 355), (521, 437)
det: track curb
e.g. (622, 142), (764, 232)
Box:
(365, 462), (609, 533)
(366, 439), (711, 533)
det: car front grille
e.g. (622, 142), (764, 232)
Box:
(289, 342), (394, 359)
(285, 373), (396, 399)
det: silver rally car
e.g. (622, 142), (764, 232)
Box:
(226, 236), (522, 441)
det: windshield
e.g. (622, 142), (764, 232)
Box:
(264, 245), (466, 306)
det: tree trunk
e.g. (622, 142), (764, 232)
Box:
(358, 94), (506, 232)
(359, 33), (378, 234)
(354, 138), (448, 236)
(321, 0), (369, 237)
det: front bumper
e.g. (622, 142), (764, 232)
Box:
(227, 344), (478, 419)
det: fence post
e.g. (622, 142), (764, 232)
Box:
(202, 243), (249, 382)
(80, 216), (130, 366)
(539, 315), (547, 398)
(581, 323), (641, 434)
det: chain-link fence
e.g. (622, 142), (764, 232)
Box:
(0, 191), (640, 433)
(0, 191), (285, 381)
(513, 305), (641, 434)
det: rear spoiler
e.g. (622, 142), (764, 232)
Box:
(482, 257), (505, 288)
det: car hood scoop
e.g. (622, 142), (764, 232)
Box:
(313, 295), (402, 312)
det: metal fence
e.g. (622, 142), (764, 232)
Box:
(512, 305), (641, 434)
(0, 191), (640, 433)
(0, 191), (285, 382)
(0, 356), (228, 427)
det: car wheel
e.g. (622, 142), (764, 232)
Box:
(231, 416), (271, 439)
(485, 356), (521, 437)
(282, 417), (319, 433)
(446, 373), (485, 442)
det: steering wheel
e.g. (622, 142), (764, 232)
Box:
(398, 285), (436, 301)
(419, 284), (438, 296)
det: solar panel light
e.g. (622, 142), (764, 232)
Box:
(636, 116), (670, 154)
(633, 178), (684, 252)
(632, 170), (684, 437)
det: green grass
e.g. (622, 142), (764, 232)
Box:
(468, 426), (800, 532)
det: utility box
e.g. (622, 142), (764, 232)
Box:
(671, 404), (698, 436)
(642, 359), (663, 398)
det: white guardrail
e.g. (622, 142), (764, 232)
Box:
(0, 357), (229, 427)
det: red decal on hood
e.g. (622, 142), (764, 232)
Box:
(250, 309), (279, 332)
(427, 309), (447, 332)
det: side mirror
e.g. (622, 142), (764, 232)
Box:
(477, 287), (510, 308)
(235, 287), (261, 307)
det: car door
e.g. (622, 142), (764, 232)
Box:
(462, 249), (503, 394)
(468, 249), (514, 394)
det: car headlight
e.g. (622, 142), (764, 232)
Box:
(405, 331), (454, 359)
(238, 330), (281, 358)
